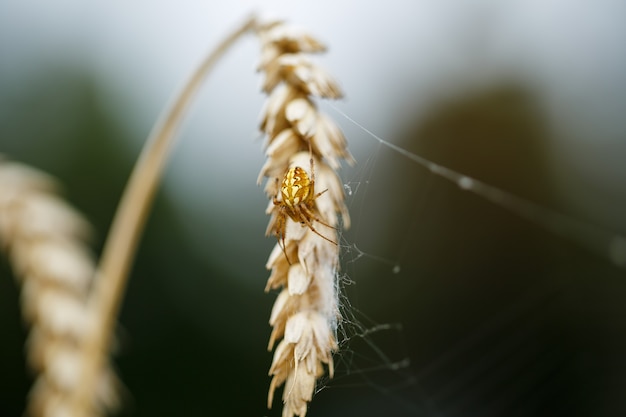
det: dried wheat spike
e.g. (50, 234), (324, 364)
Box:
(256, 21), (353, 417)
(0, 158), (118, 417)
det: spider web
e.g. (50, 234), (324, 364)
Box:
(303, 97), (626, 417)
(333, 104), (626, 271)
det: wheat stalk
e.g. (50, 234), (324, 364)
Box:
(0, 157), (118, 417)
(68, 16), (258, 416)
(256, 21), (353, 417)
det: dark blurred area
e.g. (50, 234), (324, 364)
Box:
(333, 84), (626, 416)
(1, 53), (626, 417)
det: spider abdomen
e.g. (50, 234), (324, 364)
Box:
(281, 166), (313, 210)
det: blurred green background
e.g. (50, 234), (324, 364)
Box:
(2, 2), (626, 417)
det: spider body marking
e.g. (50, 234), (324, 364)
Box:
(281, 166), (312, 212)
(272, 162), (337, 263)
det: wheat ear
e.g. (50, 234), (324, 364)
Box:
(256, 21), (353, 417)
(0, 157), (118, 417)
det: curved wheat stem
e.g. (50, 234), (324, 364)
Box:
(256, 21), (353, 417)
(67, 15), (259, 416)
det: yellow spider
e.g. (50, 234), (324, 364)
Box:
(272, 160), (337, 263)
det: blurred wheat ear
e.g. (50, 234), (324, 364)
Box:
(0, 157), (119, 417)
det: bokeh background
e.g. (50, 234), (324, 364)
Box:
(1, 1), (626, 416)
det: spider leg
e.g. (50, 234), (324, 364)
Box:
(305, 149), (331, 209)
(273, 177), (282, 206)
(307, 141), (318, 192)
(313, 189), (328, 199)
(296, 205), (337, 245)
(273, 207), (292, 265)
(307, 138), (315, 175)
(300, 204), (337, 231)
(278, 235), (291, 265)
